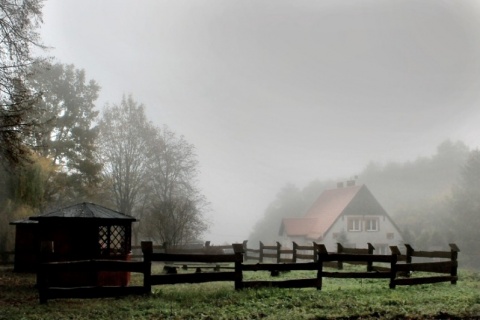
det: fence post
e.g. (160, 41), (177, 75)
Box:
(317, 244), (328, 255)
(205, 241), (211, 253)
(316, 244), (328, 290)
(389, 253), (398, 289)
(313, 242), (319, 262)
(242, 240), (248, 261)
(389, 246), (401, 256)
(337, 243), (343, 270)
(292, 242), (298, 263)
(259, 241), (264, 263)
(141, 241), (152, 294)
(276, 242), (281, 263)
(162, 241), (168, 253)
(367, 243), (375, 272)
(232, 243), (244, 290)
(449, 243), (460, 285)
(405, 244), (413, 264)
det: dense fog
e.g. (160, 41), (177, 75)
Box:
(26, 0), (480, 252)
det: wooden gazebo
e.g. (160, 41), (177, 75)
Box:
(11, 202), (137, 286)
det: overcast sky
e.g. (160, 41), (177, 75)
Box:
(40, 0), (480, 243)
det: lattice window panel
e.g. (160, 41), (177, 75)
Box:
(98, 225), (126, 256)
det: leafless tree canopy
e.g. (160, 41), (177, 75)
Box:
(0, 0), (44, 167)
(143, 127), (208, 246)
(98, 95), (156, 217)
(98, 97), (209, 245)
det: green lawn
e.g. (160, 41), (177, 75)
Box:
(1, 265), (480, 319)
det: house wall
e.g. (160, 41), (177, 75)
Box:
(322, 214), (403, 253)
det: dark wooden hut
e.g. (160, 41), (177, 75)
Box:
(11, 202), (137, 286)
(9, 219), (39, 272)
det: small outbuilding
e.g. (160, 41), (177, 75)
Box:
(11, 202), (137, 286)
(9, 219), (39, 272)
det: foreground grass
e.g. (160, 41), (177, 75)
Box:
(1, 265), (480, 319)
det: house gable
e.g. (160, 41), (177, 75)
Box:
(341, 186), (388, 217)
(321, 185), (389, 236)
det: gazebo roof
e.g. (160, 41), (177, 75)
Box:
(29, 202), (137, 222)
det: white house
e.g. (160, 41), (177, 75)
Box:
(279, 182), (404, 254)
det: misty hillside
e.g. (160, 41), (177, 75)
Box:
(361, 140), (469, 214)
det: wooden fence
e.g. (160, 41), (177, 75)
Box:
(243, 241), (322, 263)
(37, 259), (149, 304)
(317, 249), (397, 290)
(37, 242), (244, 303)
(131, 241), (232, 260)
(37, 242), (460, 303)
(243, 241), (376, 270)
(389, 243), (460, 287)
(140, 241), (244, 293)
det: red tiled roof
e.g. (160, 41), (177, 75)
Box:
(282, 185), (362, 239)
(282, 218), (317, 236)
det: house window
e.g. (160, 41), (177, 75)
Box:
(365, 218), (379, 232)
(347, 218), (362, 232)
(375, 244), (388, 255)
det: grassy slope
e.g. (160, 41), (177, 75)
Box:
(1, 266), (480, 320)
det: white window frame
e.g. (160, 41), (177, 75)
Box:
(365, 217), (379, 232)
(347, 217), (362, 232)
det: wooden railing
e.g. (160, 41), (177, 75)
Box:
(389, 243), (460, 287)
(37, 259), (149, 304)
(317, 249), (397, 290)
(243, 241), (321, 263)
(140, 241), (244, 292)
(130, 242), (232, 260)
(37, 242), (460, 303)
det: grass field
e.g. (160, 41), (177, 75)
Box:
(1, 265), (480, 319)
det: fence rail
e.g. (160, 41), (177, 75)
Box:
(141, 242), (244, 292)
(36, 241), (460, 303)
(37, 259), (149, 304)
(130, 242), (231, 260)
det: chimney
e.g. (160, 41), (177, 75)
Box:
(346, 180), (355, 187)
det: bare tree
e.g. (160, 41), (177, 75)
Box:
(143, 127), (209, 246)
(98, 99), (208, 245)
(146, 197), (207, 246)
(0, 0), (45, 167)
(98, 95), (156, 219)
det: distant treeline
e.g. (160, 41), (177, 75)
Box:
(249, 140), (480, 268)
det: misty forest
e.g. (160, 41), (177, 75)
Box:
(0, 1), (207, 254)
(1, 0), (480, 272)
